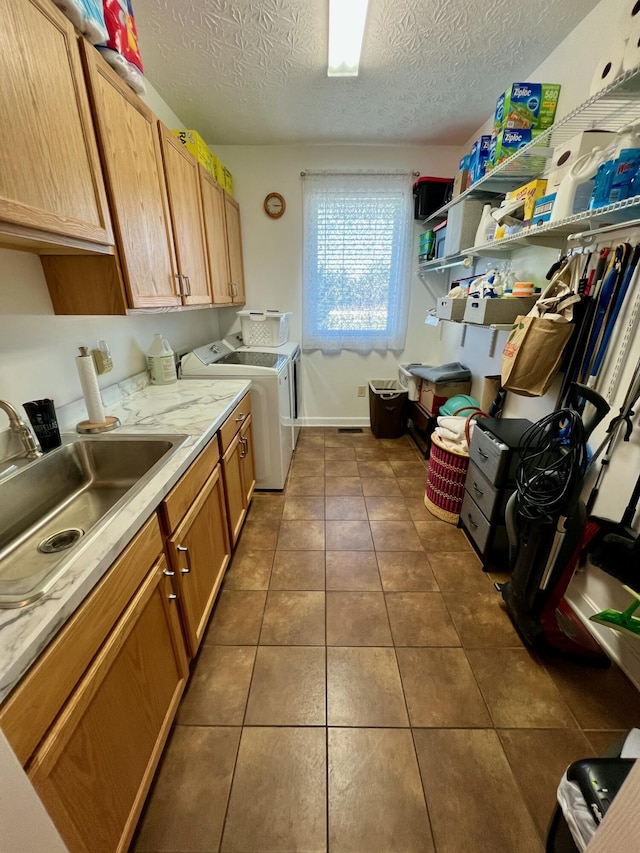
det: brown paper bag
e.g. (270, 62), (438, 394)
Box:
(501, 315), (574, 397)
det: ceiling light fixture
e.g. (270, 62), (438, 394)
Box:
(327, 0), (369, 77)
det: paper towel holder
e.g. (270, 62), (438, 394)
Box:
(76, 345), (121, 434)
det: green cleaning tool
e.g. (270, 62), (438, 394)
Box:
(591, 586), (640, 638)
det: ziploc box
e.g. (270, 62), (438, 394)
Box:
(494, 83), (561, 131)
(469, 136), (491, 184)
(491, 128), (544, 166)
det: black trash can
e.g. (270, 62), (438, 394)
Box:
(369, 381), (408, 439)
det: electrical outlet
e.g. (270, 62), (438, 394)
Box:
(357, 385), (366, 397)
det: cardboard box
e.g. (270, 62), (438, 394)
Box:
(494, 83), (561, 132)
(172, 129), (213, 174)
(463, 296), (537, 325)
(222, 165), (233, 196)
(506, 179), (548, 223)
(436, 297), (467, 321)
(418, 379), (472, 416)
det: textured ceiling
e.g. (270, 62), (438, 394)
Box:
(133, 0), (600, 146)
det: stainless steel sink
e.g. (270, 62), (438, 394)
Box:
(0, 434), (189, 608)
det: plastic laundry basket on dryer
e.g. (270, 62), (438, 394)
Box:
(424, 434), (470, 524)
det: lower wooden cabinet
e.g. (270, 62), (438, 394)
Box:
(165, 461), (231, 656)
(220, 405), (256, 547)
(240, 415), (256, 505)
(28, 556), (188, 853)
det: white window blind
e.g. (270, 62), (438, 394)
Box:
(302, 172), (413, 352)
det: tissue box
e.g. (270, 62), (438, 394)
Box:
(469, 136), (492, 184)
(494, 83), (561, 132)
(172, 130), (213, 174)
(506, 179), (548, 223)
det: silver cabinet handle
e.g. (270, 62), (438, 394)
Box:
(239, 436), (248, 459)
(163, 568), (176, 577)
(466, 512), (478, 530)
(167, 592), (178, 600)
(173, 273), (184, 295)
(472, 482), (484, 497)
(235, 413), (247, 424)
(184, 275), (191, 296)
(477, 448), (489, 460)
(177, 544), (191, 574)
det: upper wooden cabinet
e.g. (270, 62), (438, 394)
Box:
(199, 167), (246, 306)
(0, 0), (113, 251)
(158, 124), (211, 306)
(225, 193), (246, 304)
(79, 40), (181, 310)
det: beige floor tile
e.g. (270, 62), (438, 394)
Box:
(329, 728), (433, 853)
(135, 726), (240, 853)
(282, 496), (325, 520)
(270, 550), (325, 590)
(221, 727), (326, 853)
(324, 476), (363, 496)
(354, 445), (389, 460)
(277, 519), (325, 550)
(376, 551), (438, 592)
(498, 728), (595, 841)
(396, 647), (491, 727)
(365, 496), (411, 520)
(584, 730), (628, 755)
(543, 659), (640, 730)
(385, 448), (421, 462)
(324, 433), (355, 447)
(204, 590), (266, 645)
(236, 518), (280, 550)
(260, 591), (325, 645)
(325, 446), (356, 460)
(326, 519), (374, 551)
(327, 646), (409, 726)
(380, 436), (413, 450)
(222, 548), (274, 590)
(388, 459), (425, 478)
(370, 519), (424, 551)
(326, 591), (392, 645)
(361, 477), (402, 496)
(286, 475), (325, 495)
(405, 498), (435, 522)
(176, 645), (256, 725)
(413, 520), (472, 552)
(467, 648), (578, 729)
(297, 431), (324, 447)
(293, 445), (325, 461)
(386, 592), (460, 646)
(413, 729), (542, 853)
(325, 459), (359, 477)
(246, 494), (285, 521)
(428, 551), (489, 593)
(290, 458), (325, 477)
(357, 459), (395, 478)
(325, 551), (381, 590)
(245, 645), (326, 725)
(325, 495), (368, 520)
(443, 591), (523, 648)
(396, 477), (428, 498)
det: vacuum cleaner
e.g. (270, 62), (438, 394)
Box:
(497, 383), (612, 665)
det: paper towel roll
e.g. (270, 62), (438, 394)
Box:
(618, 0), (640, 31)
(624, 16), (640, 71)
(590, 42), (626, 96)
(76, 350), (105, 424)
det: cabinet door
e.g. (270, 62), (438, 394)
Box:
(224, 193), (246, 304)
(222, 431), (246, 547)
(80, 41), (180, 309)
(199, 167), (233, 305)
(240, 415), (256, 507)
(167, 463), (230, 656)
(29, 557), (188, 853)
(0, 0), (112, 248)
(158, 125), (211, 306)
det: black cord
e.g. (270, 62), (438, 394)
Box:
(515, 409), (586, 524)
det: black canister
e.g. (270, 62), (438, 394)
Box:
(23, 399), (61, 452)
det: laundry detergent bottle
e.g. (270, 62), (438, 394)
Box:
(147, 333), (177, 385)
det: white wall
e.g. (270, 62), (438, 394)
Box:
(212, 144), (460, 425)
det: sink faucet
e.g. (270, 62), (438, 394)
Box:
(0, 401), (43, 459)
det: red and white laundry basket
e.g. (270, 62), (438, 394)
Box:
(424, 433), (470, 525)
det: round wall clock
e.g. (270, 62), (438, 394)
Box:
(264, 192), (286, 218)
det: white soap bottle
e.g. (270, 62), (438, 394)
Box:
(147, 334), (177, 385)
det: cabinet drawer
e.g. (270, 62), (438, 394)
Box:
(218, 393), (251, 454)
(460, 492), (493, 553)
(160, 436), (220, 532)
(465, 462), (502, 521)
(469, 427), (510, 486)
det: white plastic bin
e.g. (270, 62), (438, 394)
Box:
(238, 310), (292, 347)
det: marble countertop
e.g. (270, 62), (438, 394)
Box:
(0, 377), (251, 705)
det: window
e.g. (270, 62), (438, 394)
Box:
(302, 172), (413, 352)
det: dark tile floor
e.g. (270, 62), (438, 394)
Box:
(132, 428), (640, 853)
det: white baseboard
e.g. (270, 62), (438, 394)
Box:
(298, 417), (371, 428)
